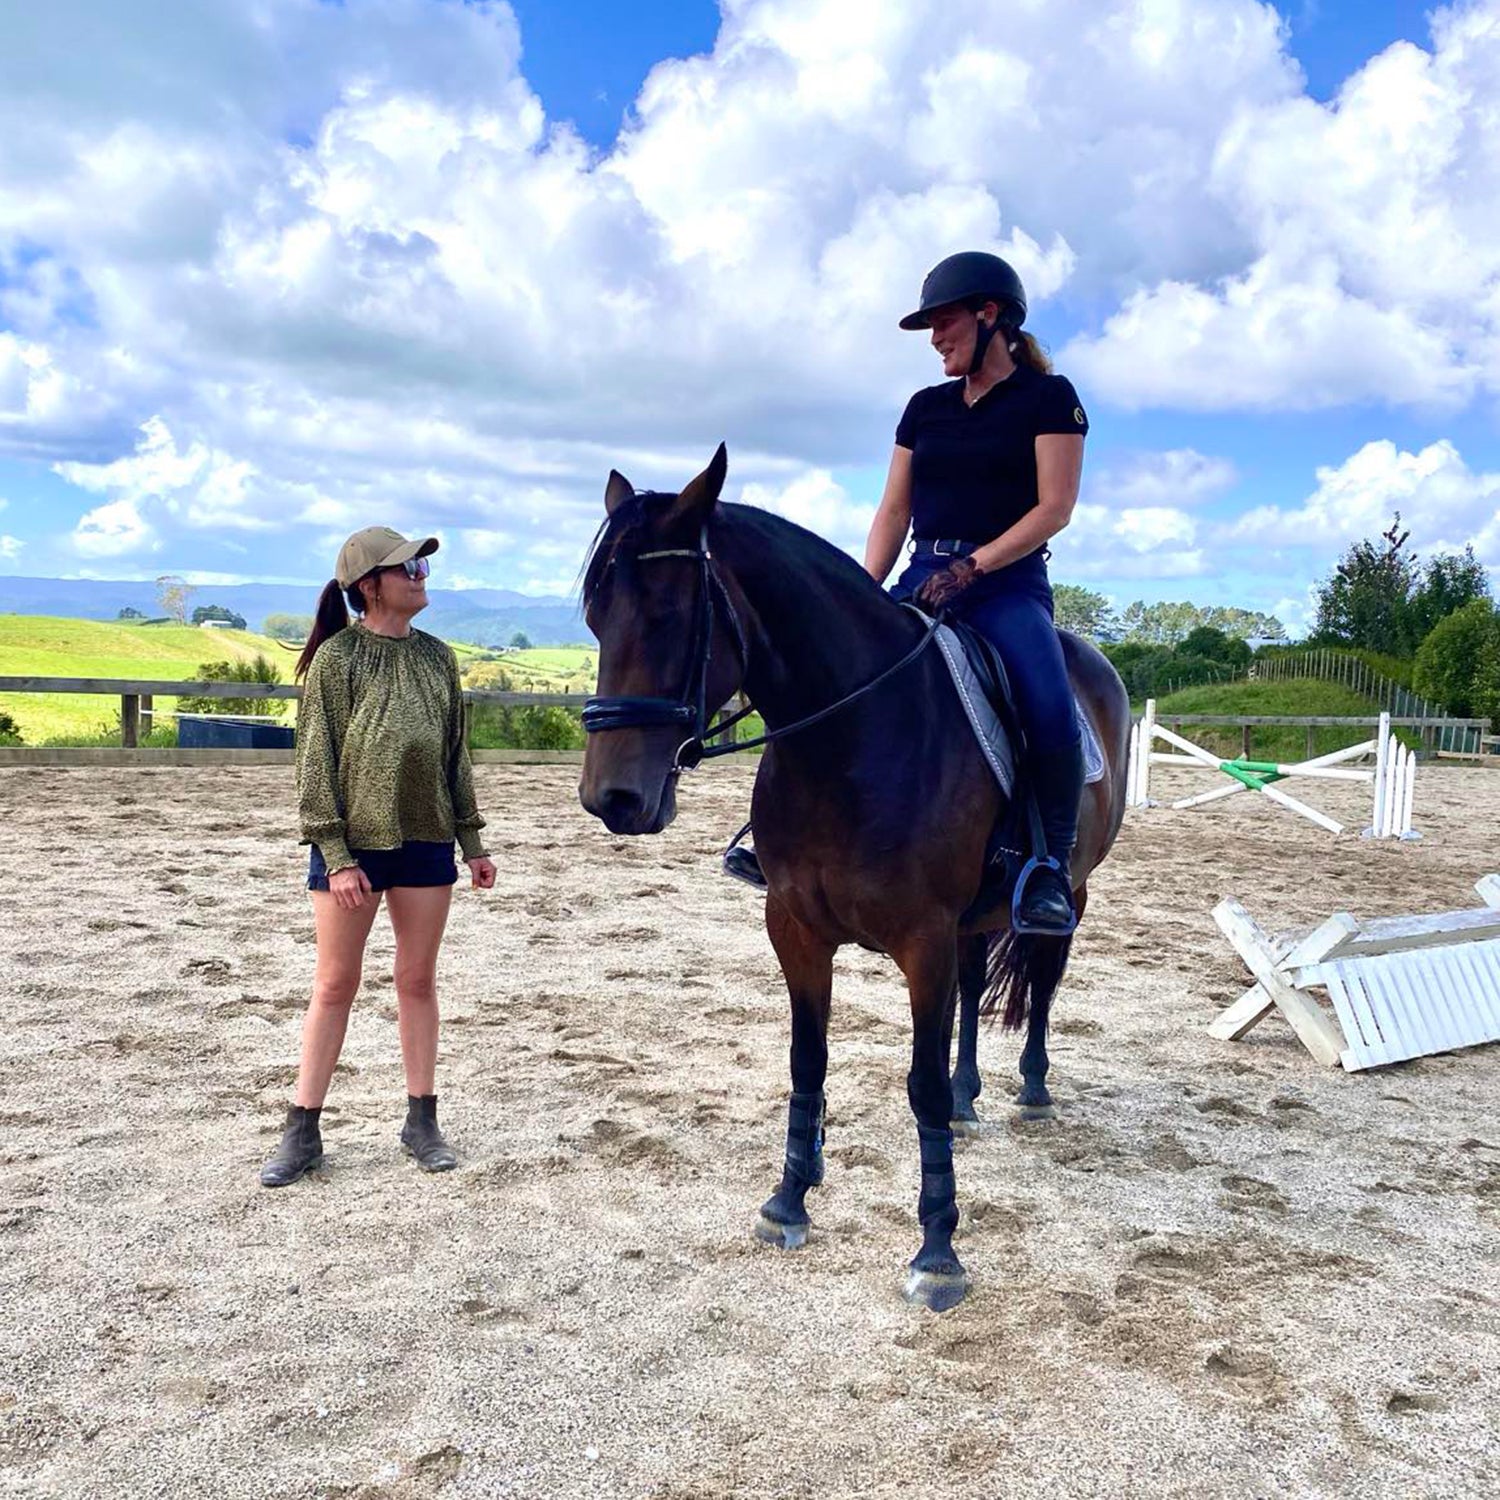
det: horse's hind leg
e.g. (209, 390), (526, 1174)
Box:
(754, 896), (835, 1252)
(1016, 934), (1072, 1121)
(950, 933), (987, 1134)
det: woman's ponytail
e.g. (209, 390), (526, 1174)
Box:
(1008, 328), (1052, 375)
(295, 579), (359, 680)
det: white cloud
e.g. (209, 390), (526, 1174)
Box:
(1068, 12), (1500, 409)
(73, 498), (152, 557)
(1222, 439), (1500, 564)
(0, 0), (1497, 601)
(1052, 502), (1207, 582)
(737, 470), (876, 555)
(1090, 448), (1238, 508)
(0, 534), (22, 560)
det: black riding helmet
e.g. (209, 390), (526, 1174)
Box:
(900, 252), (1028, 375)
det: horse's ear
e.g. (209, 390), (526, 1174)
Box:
(604, 470), (635, 514)
(670, 443), (728, 524)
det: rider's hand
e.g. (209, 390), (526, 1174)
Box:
(328, 865), (373, 910)
(467, 856), (497, 890)
(914, 556), (980, 614)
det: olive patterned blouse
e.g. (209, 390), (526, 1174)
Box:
(295, 624), (488, 875)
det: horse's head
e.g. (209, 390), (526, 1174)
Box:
(578, 443), (746, 835)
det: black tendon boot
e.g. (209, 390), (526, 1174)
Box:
(1016, 737), (1085, 936)
(401, 1094), (458, 1172)
(259, 1105), (324, 1188)
(754, 1090), (825, 1249)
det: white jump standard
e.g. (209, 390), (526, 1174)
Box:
(1209, 876), (1500, 1071)
(1127, 699), (1417, 839)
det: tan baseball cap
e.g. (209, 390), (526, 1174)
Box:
(334, 526), (439, 588)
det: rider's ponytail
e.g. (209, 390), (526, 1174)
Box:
(1008, 329), (1052, 375)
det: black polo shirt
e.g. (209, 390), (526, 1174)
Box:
(895, 363), (1088, 543)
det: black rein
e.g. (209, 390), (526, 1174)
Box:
(582, 526), (942, 773)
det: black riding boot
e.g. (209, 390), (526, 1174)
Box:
(401, 1094), (458, 1172)
(1016, 737), (1085, 935)
(259, 1104), (324, 1188)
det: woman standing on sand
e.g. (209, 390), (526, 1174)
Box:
(259, 526), (496, 1188)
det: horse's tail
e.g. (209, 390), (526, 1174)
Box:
(980, 929), (1073, 1031)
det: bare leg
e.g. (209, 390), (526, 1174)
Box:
(755, 894), (835, 1250)
(293, 889), (382, 1108)
(385, 884), (454, 1098)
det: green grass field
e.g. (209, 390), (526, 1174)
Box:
(0, 617), (599, 746)
(0, 615), (295, 744)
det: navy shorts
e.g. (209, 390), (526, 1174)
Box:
(307, 840), (458, 892)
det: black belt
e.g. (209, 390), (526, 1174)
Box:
(913, 538), (981, 558)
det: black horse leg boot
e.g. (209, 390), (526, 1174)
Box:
(260, 1104), (324, 1188)
(401, 1094), (458, 1172)
(1017, 738), (1084, 935)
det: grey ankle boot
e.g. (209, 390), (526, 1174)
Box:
(401, 1094), (458, 1172)
(260, 1105), (324, 1188)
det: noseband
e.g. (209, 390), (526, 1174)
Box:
(582, 523), (942, 774)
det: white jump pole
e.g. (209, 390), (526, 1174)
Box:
(1371, 711), (1392, 836)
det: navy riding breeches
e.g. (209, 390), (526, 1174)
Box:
(892, 548), (1080, 755)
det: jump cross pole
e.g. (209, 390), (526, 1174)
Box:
(1127, 699), (1417, 839)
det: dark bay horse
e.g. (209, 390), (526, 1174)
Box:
(578, 446), (1131, 1311)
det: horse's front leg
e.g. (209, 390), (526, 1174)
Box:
(950, 932), (987, 1134)
(754, 894), (835, 1251)
(896, 927), (968, 1312)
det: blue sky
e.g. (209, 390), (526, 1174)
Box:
(1, 0), (1497, 635)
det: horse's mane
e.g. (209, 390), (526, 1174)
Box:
(580, 493), (891, 612)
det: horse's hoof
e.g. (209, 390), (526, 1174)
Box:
(903, 1267), (970, 1312)
(950, 1113), (982, 1139)
(753, 1213), (809, 1250)
(1012, 1102), (1058, 1124)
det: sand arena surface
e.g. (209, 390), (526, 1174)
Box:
(2, 761), (1498, 1498)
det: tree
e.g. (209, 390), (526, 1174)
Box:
(1473, 625), (1500, 729)
(1407, 546), (1490, 644)
(192, 604), (247, 629)
(117, 606), (145, 621)
(1413, 600), (1500, 717)
(155, 574), (195, 625)
(1118, 600), (1202, 646)
(1201, 606), (1286, 643)
(1311, 515), (1418, 653)
(1179, 626), (1251, 671)
(508, 631), (532, 651)
(263, 613), (316, 642)
(464, 661), (517, 691)
(1052, 585), (1118, 641)
(176, 655), (289, 717)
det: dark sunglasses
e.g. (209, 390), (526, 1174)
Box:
(389, 555), (430, 580)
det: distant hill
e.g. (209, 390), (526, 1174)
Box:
(0, 576), (591, 647)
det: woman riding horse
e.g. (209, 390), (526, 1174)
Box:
(728, 252), (1088, 935)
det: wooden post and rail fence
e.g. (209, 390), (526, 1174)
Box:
(0, 676), (754, 766)
(0, 675), (1492, 766)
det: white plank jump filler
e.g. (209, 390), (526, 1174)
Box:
(1126, 698), (1417, 838)
(1209, 875), (1500, 1071)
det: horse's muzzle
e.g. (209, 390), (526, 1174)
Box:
(580, 781), (677, 836)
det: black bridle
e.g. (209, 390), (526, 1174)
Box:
(582, 524), (942, 774)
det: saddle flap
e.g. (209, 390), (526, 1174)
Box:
(931, 621), (1107, 797)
